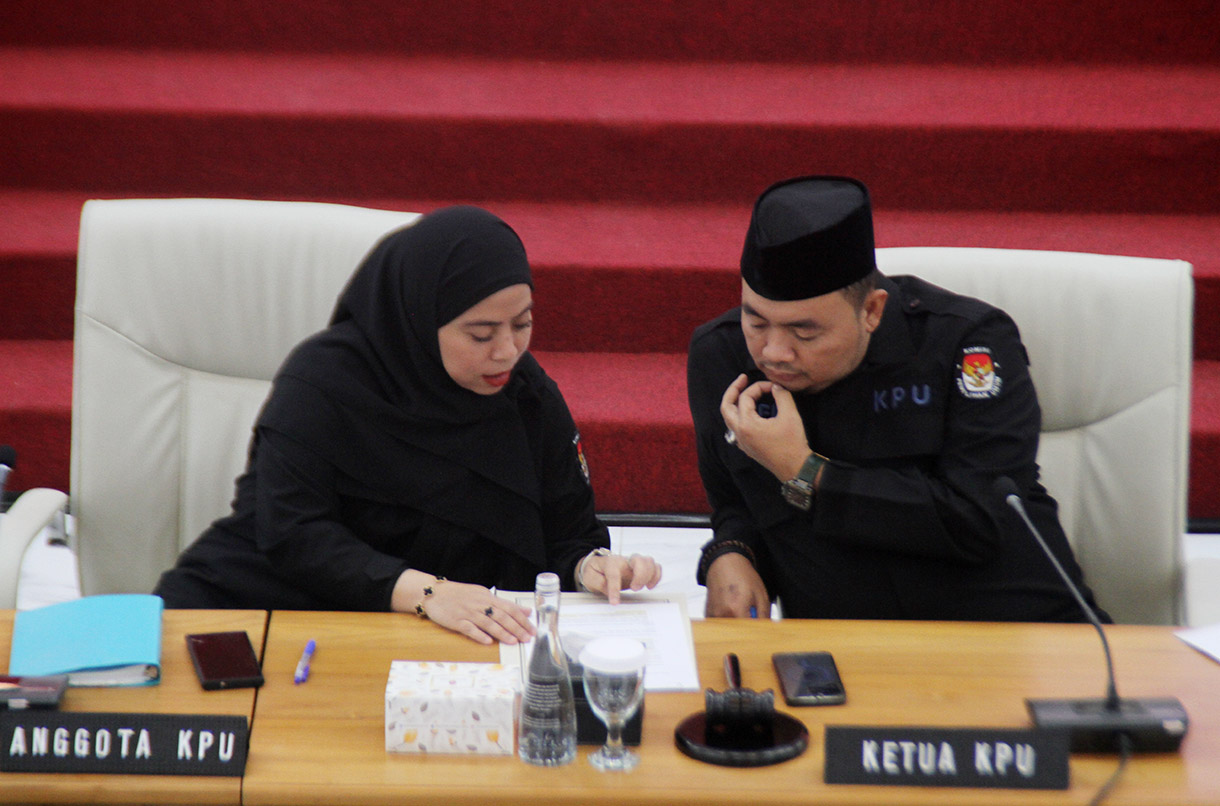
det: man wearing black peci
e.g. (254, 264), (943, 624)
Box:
(687, 176), (1108, 623)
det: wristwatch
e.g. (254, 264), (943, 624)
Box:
(781, 452), (827, 511)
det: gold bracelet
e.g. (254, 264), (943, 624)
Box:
(413, 575), (447, 620)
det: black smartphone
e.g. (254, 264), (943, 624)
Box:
(772, 651), (846, 706)
(186, 631), (264, 690)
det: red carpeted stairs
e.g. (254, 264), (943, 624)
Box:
(2, 1), (1219, 520)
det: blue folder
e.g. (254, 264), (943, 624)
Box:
(8, 594), (163, 686)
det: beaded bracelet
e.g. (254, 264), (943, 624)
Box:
(696, 540), (756, 586)
(413, 575), (447, 620)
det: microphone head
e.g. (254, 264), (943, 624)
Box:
(993, 475), (1021, 505)
(0, 444), (15, 469)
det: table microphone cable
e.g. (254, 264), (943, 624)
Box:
(1089, 732), (1133, 806)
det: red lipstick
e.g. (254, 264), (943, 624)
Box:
(483, 371), (511, 388)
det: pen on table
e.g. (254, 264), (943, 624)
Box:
(749, 605), (758, 619)
(723, 652), (742, 689)
(294, 639), (316, 684)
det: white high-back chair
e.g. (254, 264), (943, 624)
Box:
(877, 247), (1193, 625)
(64, 199), (418, 598)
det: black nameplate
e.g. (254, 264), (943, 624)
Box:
(0, 712), (248, 776)
(824, 726), (1068, 790)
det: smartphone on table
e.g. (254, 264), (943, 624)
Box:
(186, 631), (265, 690)
(772, 651), (846, 706)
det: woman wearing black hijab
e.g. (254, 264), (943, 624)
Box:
(154, 207), (661, 644)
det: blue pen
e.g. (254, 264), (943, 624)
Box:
(749, 606), (758, 619)
(294, 639), (316, 684)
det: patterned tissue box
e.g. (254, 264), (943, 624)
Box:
(385, 661), (520, 755)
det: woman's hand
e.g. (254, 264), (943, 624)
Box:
(391, 570), (535, 646)
(578, 550), (662, 605)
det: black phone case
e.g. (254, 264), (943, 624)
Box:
(186, 631), (264, 690)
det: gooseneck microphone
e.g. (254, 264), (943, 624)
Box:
(995, 476), (1120, 706)
(995, 476), (1188, 752)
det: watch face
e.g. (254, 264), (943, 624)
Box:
(782, 479), (813, 510)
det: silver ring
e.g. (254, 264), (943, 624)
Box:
(483, 606), (494, 617)
(724, 429), (737, 445)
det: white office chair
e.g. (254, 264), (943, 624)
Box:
(4, 199), (419, 602)
(0, 488), (69, 608)
(876, 247), (1193, 625)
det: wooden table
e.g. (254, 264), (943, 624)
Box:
(244, 612), (1220, 806)
(0, 609), (267, 806)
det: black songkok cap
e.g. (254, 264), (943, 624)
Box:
(740, 176), (877, 300)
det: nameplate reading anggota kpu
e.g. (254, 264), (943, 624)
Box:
(824, 726), (1068, 790)
(0, 712), (248, 776)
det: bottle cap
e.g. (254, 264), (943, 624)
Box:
(579, 637), (646, 674)
(535, 572), (560, 594)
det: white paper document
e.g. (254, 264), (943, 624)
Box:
(1176, 622), (1220, 666)
(498, 591), (700, 692)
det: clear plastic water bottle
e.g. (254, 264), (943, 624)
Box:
(518, 572), (577, 766)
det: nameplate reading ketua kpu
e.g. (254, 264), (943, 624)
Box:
(0, 712), (248, 776)
(824, 726), (1069, 790)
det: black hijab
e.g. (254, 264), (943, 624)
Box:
(256, 206), (549, 566)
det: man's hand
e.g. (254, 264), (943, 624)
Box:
(720, 374), (810, 482)
(704, 552), (770, 618)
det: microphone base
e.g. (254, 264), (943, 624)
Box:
(1026, 697), (1188, 753)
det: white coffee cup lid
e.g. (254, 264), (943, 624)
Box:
(579, 637), (646, 674)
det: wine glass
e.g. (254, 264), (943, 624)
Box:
(579, 637), (647, 772)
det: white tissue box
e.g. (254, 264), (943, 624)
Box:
(385, 661), (519, 755)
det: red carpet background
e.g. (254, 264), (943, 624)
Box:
(1, 1), (1218, 519)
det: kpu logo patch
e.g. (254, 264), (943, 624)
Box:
(573, 432), (591, 484)
(956, 347), (1002, 399)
